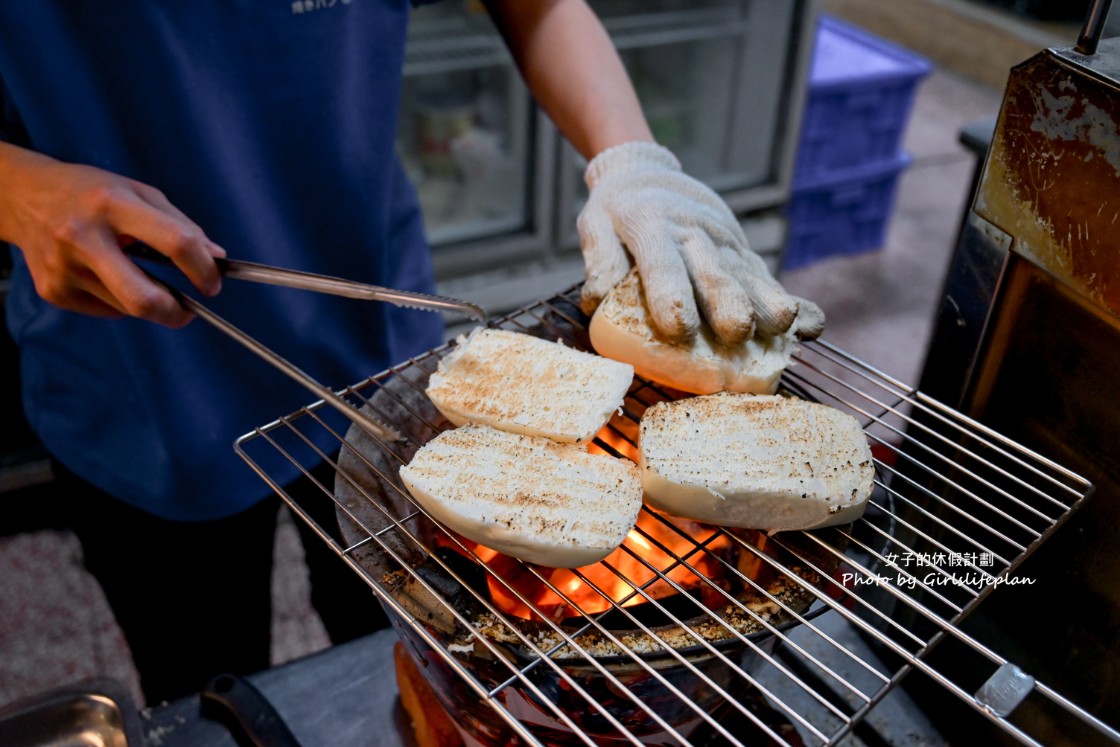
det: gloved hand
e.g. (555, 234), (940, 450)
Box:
(577, 141), (824, 345)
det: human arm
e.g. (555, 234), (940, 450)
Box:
(480, 0), (652, 160)
(0, 141), (225, 328)
(482, 0), (824, 344)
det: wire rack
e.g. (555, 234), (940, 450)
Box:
(235, 287), (1116, 747)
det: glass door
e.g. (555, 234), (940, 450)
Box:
(557, 0), (815, 249)
(399, 2), (552, 260)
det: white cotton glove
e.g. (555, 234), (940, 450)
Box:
(577, 141), (824, 345)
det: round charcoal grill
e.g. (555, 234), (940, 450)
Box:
(235, 288), (1113, 746)
(326, 303), (834, 744)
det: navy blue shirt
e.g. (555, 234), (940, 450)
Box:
(1, 1), (444, 519)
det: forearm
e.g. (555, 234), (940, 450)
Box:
(484, 0), (653, 160)
(0, 141), (56, 244)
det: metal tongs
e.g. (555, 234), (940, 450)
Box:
(126, 242), (486, 439)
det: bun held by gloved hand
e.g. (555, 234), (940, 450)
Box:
(577, 141), (825, 346)
(589, 269), (798, 396)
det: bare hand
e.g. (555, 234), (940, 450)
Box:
(0, 144), (225, 327)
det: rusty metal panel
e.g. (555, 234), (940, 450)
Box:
(975, 49), (1120, 319)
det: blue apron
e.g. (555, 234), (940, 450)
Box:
(0, 0), (444, 519)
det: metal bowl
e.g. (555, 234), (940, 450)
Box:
(0, 677), (144, 747)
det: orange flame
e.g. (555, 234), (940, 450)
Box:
(480, 510), (733, 622)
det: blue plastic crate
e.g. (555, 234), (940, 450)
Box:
(783, 152), (910, 270)
(794, 16), (930, 181)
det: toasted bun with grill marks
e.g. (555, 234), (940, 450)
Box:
(399, 424), (642, 568)
(639, 393), (874, 531)
(589, 270), (798, 395)
(426, 328), (633, 444)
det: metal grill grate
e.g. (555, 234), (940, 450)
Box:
(235, 287), (1116, 747)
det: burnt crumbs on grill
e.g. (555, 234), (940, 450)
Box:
(469, 568), (820, 660)
(379, 562), (820, 661)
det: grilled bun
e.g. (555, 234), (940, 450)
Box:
(589, 270), (798, 395)
(639, 393), (874, 531)
(426, 328), (633, 444)
(399, 424), (643, 568)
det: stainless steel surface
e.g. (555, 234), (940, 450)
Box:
(1076, 0), (1114, 55)
(235, 287), (1112, 746)
(920, 35), (1120, 742)
(972, 41), (1120, 318)
(975, 663), (1036, 719)
(0, 677), (144, 747)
